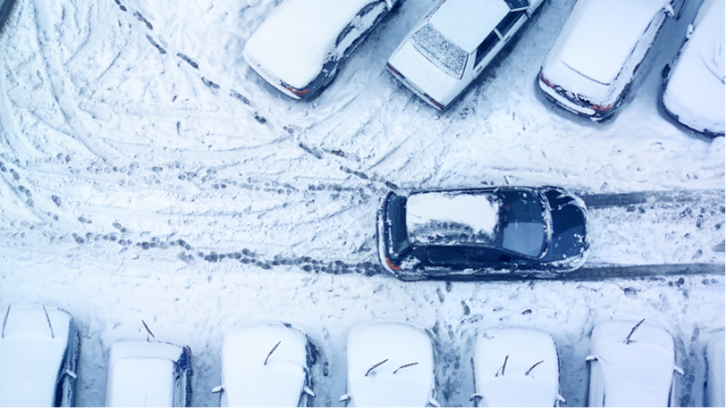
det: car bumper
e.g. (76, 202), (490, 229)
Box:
(538, 75), (617, 121)
(386, 64), (446, 111)
(243, 50), (303, 100)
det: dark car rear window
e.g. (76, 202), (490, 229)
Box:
(498, 190), (546, 256)
(387, 195), (410, 255)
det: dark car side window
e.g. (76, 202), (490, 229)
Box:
(468, 248), (510, 262)
(427, 248), (469, 265)
(336, 24), (355, 47)
(505, 0), (529, 10)
(496, 10), (526, 37)
(474, 31), (500, 66)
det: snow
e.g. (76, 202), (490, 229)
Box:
(0, 305), (71, 407)
(588, 320), (677, 407)
(473, 327), (561, 407)
(243, 0), (381, 89)
(429, 0), (510, 52)
(105, 340), (184, 407)
(406, 192), (500, 244)
(221, 322), (308, 407)
(706, 330), (725, 407)
(662, 0), (725, 135)
(558, 0), (669, 86)
(345, 321), (435, 407)
(412, 23), (469, 78)
(0, 0), (723, 406)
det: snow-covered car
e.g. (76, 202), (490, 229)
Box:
(586, 319), (683, 407)
(0, 304), (80, 407)
(243, 0), (399, 100)
(0, 0), (17, 34)
(386, 0), (545, 110)
(538, 0), (683, 120)
(339, 321), (439, 407)
(376, 186), (588, 281)
(661, 0), (725, 137)
(216, 322), (317, 407)
(105, 340), (193, 407)
(705, 330), (725, 407)
(470, 327), (565, 407)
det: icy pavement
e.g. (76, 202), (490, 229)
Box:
(0, 0), (724, 406)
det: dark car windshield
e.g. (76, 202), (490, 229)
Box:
(497, 190), (546, 256)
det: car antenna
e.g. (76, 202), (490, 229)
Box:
(525, 360), (544, 376)
(495, 355), (509, 377)
(393, 362), (419, 374)
(365, 359), (388, 376)
(43, 305), (55, 339)
(142, 320), (155, 342)
(1, 304), (10, 338)
(265, 341), (281, 365)
(625, 318), (646, 345)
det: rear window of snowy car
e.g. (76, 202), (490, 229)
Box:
(412, 23), (469, 78)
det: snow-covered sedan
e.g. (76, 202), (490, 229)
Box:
(586, 319), (683, 407)
(339, 321), (439, 407)
(243, 0), (399, 100)
(661, 0), (725, 137)
(105, 340), (193, 407)
(386, 0), (545, 110)
(538, 0), (684, 120)
(216, 322), (317, 407)
(705, 330), (725, 407)
(470, 327), (565, 407)
(376, 186), (588, 281)
(0, 305), (81, 407)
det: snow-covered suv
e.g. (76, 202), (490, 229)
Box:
(243, 0), (399, 100)
(386, 0), (545, 110)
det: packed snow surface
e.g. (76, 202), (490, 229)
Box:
(243, 0), (381, 89)
(221, 322), (308, 407)
(0, 305), (71, 407)
(429, 0), (510, 52)
(588, 320), (677, 407)
(473, 327), (561, 407)
(406, 192), (500, 244)
(105, 341), (184, 407)
(662, 0), (725, 135)
(558, 0), (669, 85)
(346, 321), (435, 407)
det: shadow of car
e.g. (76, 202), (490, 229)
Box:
(0, 304), (80, 407)
(377, 186), (588, 281)
(386, 0), (545, 110)
(243, 0), (400, 100)
(105, 340), (192, 407)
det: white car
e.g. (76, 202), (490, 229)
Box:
(386, 0), (545, 110)
(339, 321), (439, 407)
(705, 330), (725, 407)
(661, 0), (725, 136)
(586, 319), (683, 407)
(538, 0), (683, 120)
(470, 327), (565, 407)
(216, 322), (316, 407)
(105, 340), (193, 407)
(243, 0), (399, 100)
(0, 304), (80, 407)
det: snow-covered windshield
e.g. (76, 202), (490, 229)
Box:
(412, 23), (468, 79)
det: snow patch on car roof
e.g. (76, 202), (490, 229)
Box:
(222, 322), (308, 407)
(430, 0), (510, 52)
(406, 191), (500, 244)
(558, 0), (669, 85)
(243, 0), (379, 89)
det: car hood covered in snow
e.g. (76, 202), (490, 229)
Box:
(243, 0), (377, 89)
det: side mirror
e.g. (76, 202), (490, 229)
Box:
(469, 393), (483, 402)
(686, 24), (694, 39)
(585, 355), (598, 362)
(211, 386), (224, 394)
(674, 366), (684, 375)
(339, 394), (350, 403)
(303, 386), (316, 397)
(665, 3), (675, 18)
(429, 397), (441, 407)
(558, 394), (567, 403)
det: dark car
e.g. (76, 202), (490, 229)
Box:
(0, 0), (17, 34)
(376, 186), (588, 280)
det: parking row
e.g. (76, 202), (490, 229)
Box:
(1, 304), (724, 407)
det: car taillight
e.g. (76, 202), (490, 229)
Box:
(384, 257), (401, 271)
(590, 103), (612, 111)
(541, 72), (554, 88)
(386, 63), (401, 77)
(285, 85), (310, 96)
(428, 98), (444, 110)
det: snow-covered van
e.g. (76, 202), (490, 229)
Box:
(661, 0), (725, 137)
(386, 0), (545, 110)
(538, 0), (685, 120)
(243, 0), (400, 100)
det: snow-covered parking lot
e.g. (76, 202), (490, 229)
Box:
(0, 0), (723, 406)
